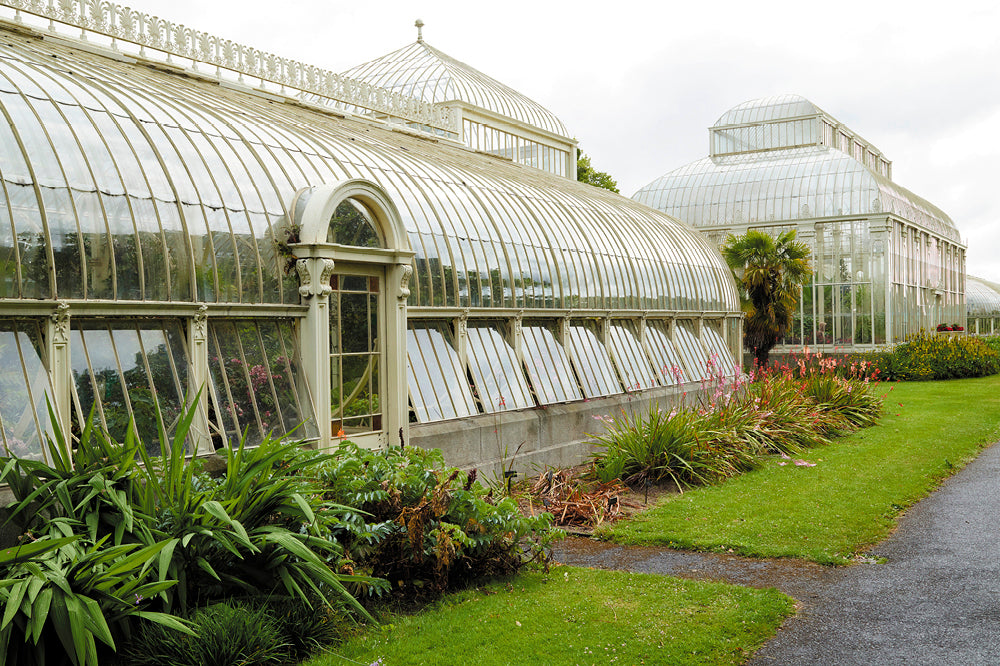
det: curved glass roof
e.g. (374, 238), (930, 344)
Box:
(967, 276), (1000, 316)
(342, 40), (570, 139)
(714, 94), (821, 127)
(0, 27), (736, 313)
(634, 147), (960, 243)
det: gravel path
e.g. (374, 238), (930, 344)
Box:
(552, 441), (1000, 665)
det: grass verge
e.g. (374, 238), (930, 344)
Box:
(307, 567), (794, 666)
(596, 376), (1000, 563)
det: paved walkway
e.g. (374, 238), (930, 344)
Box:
(552, 441), (1000, 665)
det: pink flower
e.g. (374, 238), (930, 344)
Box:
(794, 459), (816, 467)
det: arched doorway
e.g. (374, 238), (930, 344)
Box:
(289, 180), (413, 450)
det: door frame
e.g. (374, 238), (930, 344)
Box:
(289, 179), (414, 450)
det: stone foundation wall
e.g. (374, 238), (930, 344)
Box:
(409, 383), (700, 479)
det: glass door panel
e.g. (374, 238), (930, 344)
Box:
(330, 267), (383, 446)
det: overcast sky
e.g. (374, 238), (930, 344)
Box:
(122, 0), (1000, 283)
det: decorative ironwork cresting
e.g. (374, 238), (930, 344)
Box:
(0, 0), (458, 134)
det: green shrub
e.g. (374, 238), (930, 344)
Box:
(802, 372), (883, 430)
(590, 407), (737, 488)
(979, 335), (1000, 354)
(858, 332), (1000, 381)
(262, 595), (351, 661)
(318, 442), (560, 599)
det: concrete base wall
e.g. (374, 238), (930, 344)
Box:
(409, 383), (699, 480)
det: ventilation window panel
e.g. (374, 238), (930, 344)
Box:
(466, 324), (533, 413)
(521, 324), (581, 404)
(406, 322), (476, 422)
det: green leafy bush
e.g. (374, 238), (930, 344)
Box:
(857, 332), (1000, 381)
(318, 442), (560, 599)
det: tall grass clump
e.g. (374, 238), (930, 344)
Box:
(590, 352), (883, 489)
(858, 331), (1000, 380)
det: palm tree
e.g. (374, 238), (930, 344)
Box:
(721, 229), (812, 369)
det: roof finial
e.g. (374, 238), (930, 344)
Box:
(415, 19), (424, 43)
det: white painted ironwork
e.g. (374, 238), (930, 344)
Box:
(0, 0), (458, 134)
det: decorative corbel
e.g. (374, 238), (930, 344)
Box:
(398, 263), (413, 301)
(297, 258), (335, 298)
(192, 304), (209, 340)
(50, 300), (71, 345)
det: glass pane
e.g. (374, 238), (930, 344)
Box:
(674, 321), (710, 381)
(702, 322), (737, 376)
(70, 322), (189, 453)
(340, 292), (370, 354)
(265, 321), (309, 436)
(521, 324), (582, 404)
(0, 321), (51, 460)
(72, 326), (129, 443)
(208, 320), (261, 445)
(327, 199), (382, 247)
(608, 321), (659, 390)
(644, 321), (686, 385)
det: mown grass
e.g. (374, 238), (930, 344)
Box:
(597, 375), (1000, 563)
(309, 567), (794, 666)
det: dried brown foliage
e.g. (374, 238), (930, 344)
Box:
(521, 468), (641, 529)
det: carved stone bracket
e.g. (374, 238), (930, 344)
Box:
(318, 259), (335, 296)
(512, 310), (524, 342)
(456, 307), (470, 338)
(296, 259), (311, 297)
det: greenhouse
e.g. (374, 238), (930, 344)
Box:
(634, 94), (966, 351)
(967, 276), (1000, 336)
(0, 2), (740, 472)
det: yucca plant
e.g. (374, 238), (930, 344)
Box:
(124, 404), (378, 617)
(802, 373), (882, 430)
(747, 375), (834, 450)
(590, 407), (721, 489)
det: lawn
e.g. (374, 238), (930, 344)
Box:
(308, 567), (794, 666)
(597, 375), (1000, 563)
